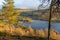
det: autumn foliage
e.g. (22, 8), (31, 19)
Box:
(0, 0), (60, 40)
(0, 22), (60, 40)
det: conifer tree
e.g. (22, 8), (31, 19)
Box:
(2, 0), (20, 25)
(2, 0), (14, 16)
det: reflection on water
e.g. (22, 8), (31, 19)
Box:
(23, 20), (60, 33)
(51, 23), (60, 33)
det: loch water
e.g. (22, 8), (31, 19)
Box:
(23, 20), (60, 33)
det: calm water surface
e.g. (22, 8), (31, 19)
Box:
(23, 20), (60, 33)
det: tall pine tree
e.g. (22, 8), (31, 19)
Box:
(2, 0), (14, 17)
(2, 0), (20, 25)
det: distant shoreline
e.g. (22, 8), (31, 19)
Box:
(35, 19), (60, 23)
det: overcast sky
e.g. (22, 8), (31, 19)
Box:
(0, 0), (51, 10)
